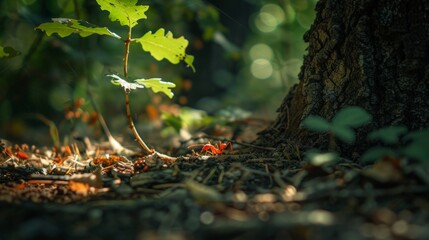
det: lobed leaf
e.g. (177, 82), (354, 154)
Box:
(36, 18), (120, 39)
(108, 74), (144, 92)
(136, 28), (195, 72)
(135, 78), (176, 99)
(185, 55), (196, 72)
(96, 0), (148, 27)
(332, 106), (372, 128)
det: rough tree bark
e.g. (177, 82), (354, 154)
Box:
(258, 0), (429, 157)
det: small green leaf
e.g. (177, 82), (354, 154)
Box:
(135, 78), (176, 98)
(402, 129), (429, 163)
(185, 55), (196, 72)
(96, 0), (148, 27)
(0, 46), (20, 58)
(361, 147), (397, 163)
(332, 106), (372, 128)
(404, 128), (429, 142)
(402, 141), (429, 163)
(136, 28), (195, 71)
(36, 18), (120, 39)
(108, 74), (144, 92)
(301, 115), (331, 132)
(368, 126), (408, 144)
(331, 125), (356, 144)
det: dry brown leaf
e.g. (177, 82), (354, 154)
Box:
(69, 181), (90, 196)
(363, 157), (403, 183)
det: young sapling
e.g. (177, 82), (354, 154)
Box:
(302, 106), (372, 150)
(36, 0), (195, 160)
(362, 126), (429, 164)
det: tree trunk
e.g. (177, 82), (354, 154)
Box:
(257, 0), (429, 158)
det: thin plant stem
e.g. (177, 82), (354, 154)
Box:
(121, 26), (157, 156)
(123, 28), (131, 77)
(124, 91), (153, 155)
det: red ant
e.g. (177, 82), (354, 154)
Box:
(188, 141), (233, 155)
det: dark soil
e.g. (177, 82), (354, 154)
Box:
(1, 139), (429, 240)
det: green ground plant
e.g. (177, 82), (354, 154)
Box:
(301, 106), (372, 165)
(362, 126), (429, 163)
(302, 106), (372, 149)
(302, 106), (429, 165)
(36, 0), (195, 159)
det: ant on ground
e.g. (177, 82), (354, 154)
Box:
(188, 141), (233, 155)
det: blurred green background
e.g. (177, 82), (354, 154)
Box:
(0, 0), (316, 145)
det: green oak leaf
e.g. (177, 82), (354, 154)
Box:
(108, 74), (144, 92)
(136, 28), (196, 72)
(36, 18), (120, 39)
(96, 0), (148, 27)
(135, 78), (176, 99)
(0, 46), (21, 58)
(185, 55), (196, 72)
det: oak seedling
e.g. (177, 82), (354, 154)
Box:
(36, 0), (195, 160)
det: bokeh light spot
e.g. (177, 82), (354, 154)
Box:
(249, 43), (273, 61)
(200, 211), (215, 225)
(255, 4), (285, 33)
(251, 59), (273, 79)
(284, 5), (296, 23)
(261, 4), (285, 24)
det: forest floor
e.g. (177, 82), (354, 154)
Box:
(1, 123), (429, 240)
